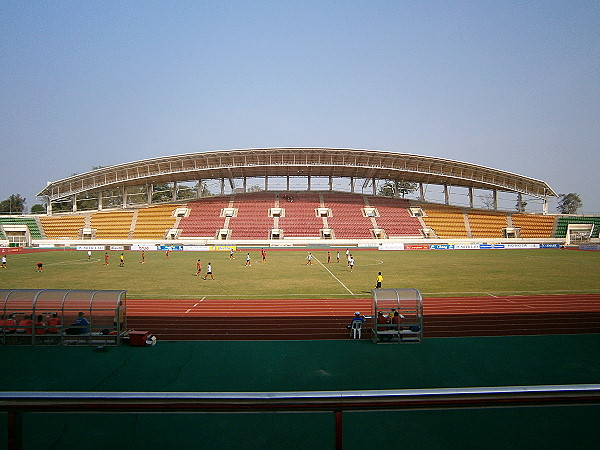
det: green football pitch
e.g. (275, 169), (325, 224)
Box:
(2, 248), (599, 299)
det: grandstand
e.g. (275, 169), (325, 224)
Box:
(2, 194), (600, 246)
(132, 204), (178, 239)
(0, 148), (597, 246)
(322, 192), (373, 239)
(277, 192), (323, 238)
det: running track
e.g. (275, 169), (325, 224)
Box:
(126, 294), (600, 340)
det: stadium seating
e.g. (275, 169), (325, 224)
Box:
(0, 217), (44, 239)
(511, 214), (556, 238)
(229, 192), (276, 239)
(366, 196), (422, 236)
(90, 211), (134, 239)
(323, 193), (373, 238)
(418, 205), (468, 238)
(467, 211), (508, 238)
(133, 204), (177, 239)
(277, 192), (323, 238)
(555, 216), (600, 238)
(38, 215), (87, 239)
(179, 197), (230, 238)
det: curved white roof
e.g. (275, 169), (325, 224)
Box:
(38, 148), (557, 201)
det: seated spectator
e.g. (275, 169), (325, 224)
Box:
(18, 315), (33, 334)
(74, 311), (90, 334)
(35, 315), (46, 335)
(349, 312), (365, 339)
(391, 311), (402, 327)
(4, 314), (17, 333)
(67, 312), (90, 335)
(47, 313), (61, 333)
(376, 311), (391, 341)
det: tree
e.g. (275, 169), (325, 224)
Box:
(0, 194), (26, 214)
(481, 193), (495, 209)
(378, 180), (417, 198)
(247, 184), (264, 193)
(30, 204), (46, 214)
(557, 193), (582, 214)
(515, 200), (527, 213)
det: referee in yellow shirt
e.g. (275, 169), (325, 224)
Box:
(376, 272), (383, 289)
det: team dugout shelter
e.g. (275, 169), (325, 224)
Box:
(38, 148), (557, 215)
(0, 289), (126, 346)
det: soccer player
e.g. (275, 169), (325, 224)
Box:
(306, 252), (313, 265)
(245, 253), (251, 266)
(1, 255), (6, 269)
(327, 251), (331, 263)
(261, 248), (266, 263)
(203, 262), (214, 280)
(104, 253), (109, 265)
(36, 262), (43, 272)
(336, 251), (340, 263)
(119, 253), (124, 267)
(348, 255), (354, 272)
(196, 259), (202, 276)
(141, 250), (145, 264)
(229, 248), (234, 260)
(87, 250), (92, 260)
(375, 272), (383, 288)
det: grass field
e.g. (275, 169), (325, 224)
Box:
(1, 248), (599, 299)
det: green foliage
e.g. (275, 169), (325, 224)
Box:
(378, 180), (417, 198)
(557, 193), (582, 214)
(0, 193), (26, 213)
(30, 204), (46, 214)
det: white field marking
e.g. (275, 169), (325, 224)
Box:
(42, 258), (102, 266)
(485, 292), (499, 298)
(504, 298), (535, 308)
(315, 256), (354, 295)
(185, 297), (205, 313)
(423, 289), (600, 296)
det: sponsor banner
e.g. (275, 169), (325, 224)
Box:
(208, 245), (236, 252)
(77, 245), (105, 251)
(109, 245), (125, 251)
(579, 245), (600, 251)
(0, 247), (23, 254)
(378, 243), (404, 251)
(404, 244), (430, 250)
(503, 243), (540, 249)
(269, 242), (294, 247)
(540, 243), (561, 249)
(430, 244), (454, 250)
(157, 245), (183, 251)
(453, 243), (482, 250)
(131, 244), (158, 251)
(183, 245), (210, 251)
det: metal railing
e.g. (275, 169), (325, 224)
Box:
(2, 384), (600, 450)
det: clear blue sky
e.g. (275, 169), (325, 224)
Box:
(1, 1), (599, 213)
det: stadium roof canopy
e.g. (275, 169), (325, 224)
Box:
(38, 148), (557, 202)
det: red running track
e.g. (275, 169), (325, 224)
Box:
(126, 294), (600, 340)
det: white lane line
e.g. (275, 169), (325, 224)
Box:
(185, 297), (205, 313)
(315, 257), (354, 295)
